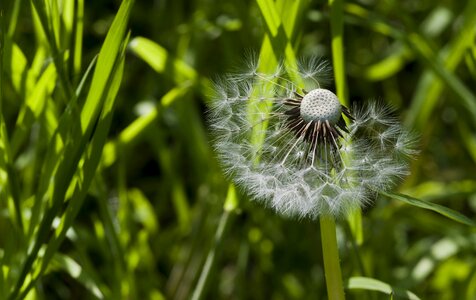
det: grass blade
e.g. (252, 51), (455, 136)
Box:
(128, 37), (197, 85)
(329, 0), (348, 104)
(381, 191), (476, 227)
(346, 276), (421, 300)
(8, 1), (134, 298)
(50, 253), (104, 299)
(80, 1), (133, 132)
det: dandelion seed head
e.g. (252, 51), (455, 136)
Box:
(208, 55), (417, 219)
(300, 89), (342, 124)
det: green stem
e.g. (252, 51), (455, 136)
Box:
(191, 210), (231, 300)
(191, 185), (237, 300)
(320, 215), (345, 300)
(328, 0), (348, 105)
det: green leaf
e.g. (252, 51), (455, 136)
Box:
(254, 0), (304, 70)
(256, 0), (282, 36)
(128, 37), (197, 84)
(3, 41), (31, 96)
(63, 0), (84, 80)
(31, 0), (74, 100)
(363, 46), (411, 81)
(80, 0), (133, 133)
(346, 276), (421, 300)
(11, 61), (57, 155)
(381, 191), (476, 227)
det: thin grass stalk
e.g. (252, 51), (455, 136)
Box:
(327, 2), (361, 296)
(320, 214), (345, 300)
(190, 209), (232, 300)
(190, 184), (237, 299)
(328, 0), (347, 105)
(7, 0), (22, 37)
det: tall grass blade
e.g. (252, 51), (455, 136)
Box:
(8, 0), (134, 298)
(381, 191), (476, 227)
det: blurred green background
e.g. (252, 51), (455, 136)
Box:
(1, 0), (476, 299)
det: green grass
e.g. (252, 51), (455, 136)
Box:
(0, 0), (476, 299)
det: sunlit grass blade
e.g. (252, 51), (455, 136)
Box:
(329, 0), (347, 104)
(31, 0), (74, 101)
(255, 0), (305, 68)
(50, 253), (104, 299)
(129, 37), (197, 84)
(256, 0), (281, 37)
(363, 46), (411, 81)
(346, 276), (421, 300)
(3, 40), (29, 96)
(80, 2), (133, 133)
(62, 0), (84, 83)
(11, 62), (56, 155)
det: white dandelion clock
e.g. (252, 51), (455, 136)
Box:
(209, 56), (416, 219)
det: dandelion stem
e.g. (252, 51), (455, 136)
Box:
(320, 214), (345, 300)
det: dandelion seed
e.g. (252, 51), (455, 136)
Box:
(209, 56), (417, 219)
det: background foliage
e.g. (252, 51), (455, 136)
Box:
(1, 0), (475, 299)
